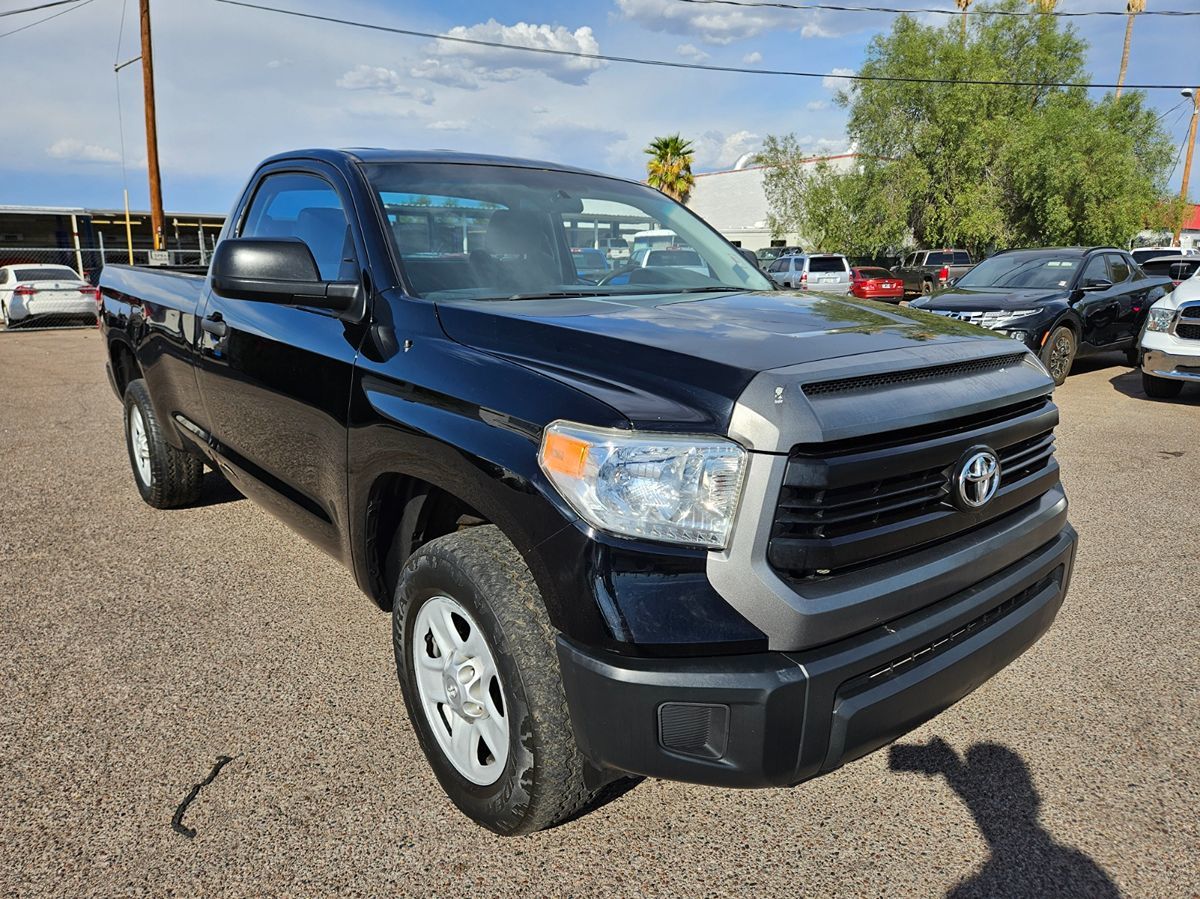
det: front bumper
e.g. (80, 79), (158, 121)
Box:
(1142, 348), (1200, 382)
(558, 524), (1076, 788)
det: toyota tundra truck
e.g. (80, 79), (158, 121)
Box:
(100, 149), (1076, 835)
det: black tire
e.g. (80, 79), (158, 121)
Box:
(393, 525), (638, 835)
(1125, 346), (1140, 367)
(1142, 370), (1183, 399)
(1039, 325), (1077, 386)
(122, 378), (203, 508)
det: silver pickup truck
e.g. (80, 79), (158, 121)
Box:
(897, 249), (974, 297)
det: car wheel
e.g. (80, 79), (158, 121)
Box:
(1039, 326), (1077, 386)
(393, 525), (639, 835)
(1124, 346), (1140, 367)
(1141, 371), (1183, 399)
(921, 280), (933, 296)
(123, 378), (204, 508)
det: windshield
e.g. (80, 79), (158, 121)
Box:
(955, 254), (1080, 290)
(366, 163), (771, 300)
(856, 267), (893, 279)
(13, 267), (80, 282)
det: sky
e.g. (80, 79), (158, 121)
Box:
(0, 0), (1195, 213)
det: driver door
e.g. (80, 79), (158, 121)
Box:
(1073, 254), (1121, 349)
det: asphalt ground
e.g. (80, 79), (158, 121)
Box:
(0, 329), (1196, 898)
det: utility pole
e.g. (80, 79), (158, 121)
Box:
(1174, 87), (1198, 247)
(139, 0), (165, 252)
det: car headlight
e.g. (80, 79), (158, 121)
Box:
(538, 421), (747, 548)
(1146, 307), (1176, 332)
(980, 309), (1041, 328)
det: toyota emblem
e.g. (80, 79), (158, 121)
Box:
(955, 448), (1001, 510)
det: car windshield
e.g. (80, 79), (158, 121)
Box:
(808, 257), (846, 273)
(856, 268), (892, 279)
(366, 162), (771, 300)
(955, 254), (1080, 290)
(13, 267), (80, 282)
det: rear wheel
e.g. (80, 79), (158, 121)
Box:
(1039, 326), (1077, 386)
(123, 379), (203, 508)
(1, 303), (10, 328)
(921, 280), (933, 296)
(393, 525), (638, 835)
(1142, 371), (1183, 399)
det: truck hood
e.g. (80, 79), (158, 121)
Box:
(435, 289), (1006, 432)
(912, 286), (1070, 311)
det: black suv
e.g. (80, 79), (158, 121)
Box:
(911, 247), (1172, 384)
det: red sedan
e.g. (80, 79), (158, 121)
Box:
(850, 267), (905, 303)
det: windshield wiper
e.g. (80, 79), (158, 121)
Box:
(504, 291), (608, 300)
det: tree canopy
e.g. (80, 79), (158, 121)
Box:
(645, 134), (697, 203)
(759, 0), (1178, 257)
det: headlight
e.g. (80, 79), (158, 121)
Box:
(979, 309), (1041, 328)
(1146, 307), (1176, 332)
(538, 421), (747, 548)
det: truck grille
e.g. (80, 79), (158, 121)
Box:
(769, 399), (1060, 579)
(1179, 306), (1200, 320)
(1176, 322), (1200, 340)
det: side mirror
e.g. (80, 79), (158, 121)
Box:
(210, 237), (358, 311)
(738, 247), (760, 267)
(1080, 277), (1113, 292)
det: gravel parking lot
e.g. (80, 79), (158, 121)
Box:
(1, 329), (1197, 897)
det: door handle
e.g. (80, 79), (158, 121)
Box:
(201, 312), (227, 338)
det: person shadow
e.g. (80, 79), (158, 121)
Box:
(889, 738), (1122, 898)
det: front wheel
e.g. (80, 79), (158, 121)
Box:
(921, 280), (933, 296)
(1039, 326), (1077, 386)
(393, 526), (638, 835)
(1142, 371), (1183, 399)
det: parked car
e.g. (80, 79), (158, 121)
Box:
(766, 253), (851, 292)
(849, 266), (904, 303)
(598, 237), (629, 264)
(1130, 246), (1197, 267)
(1138, 254), (1200, 290)
(1139, 275), (1200, 399)
(910, 246), (1172, 385)
(571, 247), (609, 278)
(0, 264), (99, 327)
(896, 249), (974, 297)
(100, 148), (1076, 836)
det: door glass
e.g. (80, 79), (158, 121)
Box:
(1079, 255), (1108, 287)
(1106, 255), (1131, 283)
(241, 172), (355, 281)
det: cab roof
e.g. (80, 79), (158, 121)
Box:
(261, 147), (623, 182)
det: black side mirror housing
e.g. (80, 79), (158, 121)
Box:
(210, 237), (358, 311)
(1079, 277), (1113, 292)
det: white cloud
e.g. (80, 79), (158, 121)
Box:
(694, 129), (761, 170)
(425, 20), (605, 86)
(742, 51), (762, 65)
(266, 58), (291, 69)
(676, 43), (709, 61)
(46, 139), (120, 164)
(409, 58), (481, 90)
(823, 67), (856, 90)
(806, 99), (828, 111)
(335, 65), (434, 103)
(428, 120), (469, 132)
(615, 0), (845, 45)
(531, 105), (549, 114)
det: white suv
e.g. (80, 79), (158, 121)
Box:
(1139, 274), (1200, 399)
(766, 253), (851, 292)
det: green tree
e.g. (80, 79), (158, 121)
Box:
(644, 134), (696, 203)
(759, 0), (1177, 256)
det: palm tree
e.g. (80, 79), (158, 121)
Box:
(1028, 0), (1057, 11)
(644, 134), (696, 203)
(955, 0), (971, 43)
(1116, 0), (1146, 100)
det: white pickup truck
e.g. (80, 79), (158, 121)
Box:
(1139, 274), (1200, 399)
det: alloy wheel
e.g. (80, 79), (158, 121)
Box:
(128, 404), (152, 486)
(411, 594), (510, 786)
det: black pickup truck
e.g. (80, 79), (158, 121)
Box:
(100, 149), (1076, 835)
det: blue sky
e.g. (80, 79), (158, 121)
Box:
(0, 0), (1194, 213)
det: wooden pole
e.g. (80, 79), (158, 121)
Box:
(139, 0), (165, 252)
(1174, 90), (1199, 246)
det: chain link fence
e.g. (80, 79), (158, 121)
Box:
(0, 246), (210, 332)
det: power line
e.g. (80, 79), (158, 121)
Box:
(213, 0), (1191, 91)
(0, 0), (93, 38)
(671, 0), (1200, 17)
(0, 0), (85, 17)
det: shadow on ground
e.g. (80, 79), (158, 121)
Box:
(1108, 367), (1200, 406)
(188, 471), (244, 509)
(889, 738), (1121, 899)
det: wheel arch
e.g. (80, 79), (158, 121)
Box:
(108, 338), (143, 396)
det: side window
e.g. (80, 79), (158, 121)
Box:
(1106, 254), (1131, 283)
(240, 171), (355, 281)
(1079, 255), (1109, 286)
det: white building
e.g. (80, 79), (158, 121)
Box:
(686, 153), (860, 251)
